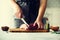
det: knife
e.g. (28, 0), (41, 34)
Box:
(21, 18), (29, 26)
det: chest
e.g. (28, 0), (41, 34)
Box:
(16, 0), (40, 10)
(16, 0), (40, 3)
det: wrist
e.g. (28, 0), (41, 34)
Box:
(36, 17), (42, 21)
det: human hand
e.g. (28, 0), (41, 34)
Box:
(33, 19), (44, 29)
(20, 24), (28, 30)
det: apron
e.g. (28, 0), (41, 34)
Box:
(17, 0), (40, 24)
(15, 0), (40, 27)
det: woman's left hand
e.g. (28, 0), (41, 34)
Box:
(33, 19), (44, 29)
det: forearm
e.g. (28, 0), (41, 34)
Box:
(37, 0), (47, 20)
(10, 0), (21, 11)
(10, 0), (23, 18)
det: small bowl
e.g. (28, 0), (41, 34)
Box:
(51, 26), (59, 31)
(1, 26), (9, 31)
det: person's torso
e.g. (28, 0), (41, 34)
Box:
(16, 0), (40, 13)
(16, 0), (40, 23)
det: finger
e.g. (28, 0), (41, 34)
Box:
(37, 23), (41, 29)
(33, 22), (36, 26)
(41, 23), (44, 29)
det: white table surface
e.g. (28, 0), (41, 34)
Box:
(0, 29), (60, 40)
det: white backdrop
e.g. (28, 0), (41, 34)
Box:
(44, 0), (60, 29)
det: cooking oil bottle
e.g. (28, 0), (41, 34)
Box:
(44, 18), (50, 32)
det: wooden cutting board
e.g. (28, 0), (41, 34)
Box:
(9, 29), (49, 32)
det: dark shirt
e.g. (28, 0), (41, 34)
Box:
(16, 0), (40, 24)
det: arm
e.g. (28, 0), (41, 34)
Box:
(34, 0), (47, 29)
(37, 0), (47, 21)
(11, 0), (23, 18)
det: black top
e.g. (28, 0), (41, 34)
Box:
(16, 0), (40, 24)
